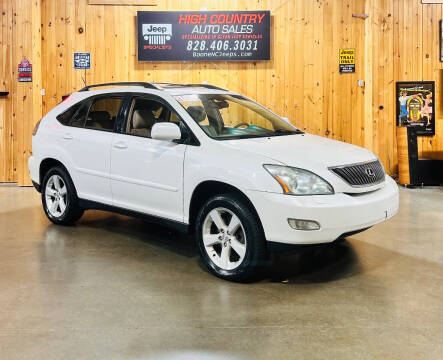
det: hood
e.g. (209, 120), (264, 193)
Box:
(220, 133), (377, 169)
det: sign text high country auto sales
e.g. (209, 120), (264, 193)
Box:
(137, 11), (270, 62)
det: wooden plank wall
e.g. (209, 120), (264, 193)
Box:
(0, 0), (41, 185)
(0, 0), (14, 182)
(370, 0), (443, 172)
(1, 0), (443, 185)
(40, 0), (368, 168)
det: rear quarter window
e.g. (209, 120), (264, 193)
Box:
(56, 99), (91, 128)
(56, 102), (82, 125)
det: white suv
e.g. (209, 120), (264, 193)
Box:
(29, 82), (399, 281)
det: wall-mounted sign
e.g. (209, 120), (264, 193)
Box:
(18, 59), (32, 82)
(396, 81), (435, 136)
(339, 48), (355, 74)
(74, 52), (91, 69)
(137, 11), (271, 62)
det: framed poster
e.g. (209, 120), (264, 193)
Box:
(137, 11), (270, 62)
(396, 81), (435, 136)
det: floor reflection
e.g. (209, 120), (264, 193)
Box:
(47, 210), (363, 285)
(145, 351), (246, 360)
(266, 241), (362, 283)
(38, 226), (76, 284)
(1, 187), (443, 360)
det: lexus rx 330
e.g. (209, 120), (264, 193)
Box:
(29, 82), (399, 281)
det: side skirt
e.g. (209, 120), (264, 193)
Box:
(78, 198), (189, 234)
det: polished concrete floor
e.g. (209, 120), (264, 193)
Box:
(0, 185), (442, 360)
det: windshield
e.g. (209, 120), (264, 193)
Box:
(174, 94), (303, 140)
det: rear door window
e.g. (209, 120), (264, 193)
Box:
(85, 97), (124, 131)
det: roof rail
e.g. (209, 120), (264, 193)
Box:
(79, 82), (160, 92)
(153, 82), (227, 91)
(78, 82), (227, 92)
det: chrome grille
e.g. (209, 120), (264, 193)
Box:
(329, 160), (385, 187)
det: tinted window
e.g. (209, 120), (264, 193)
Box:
(126, 98), (177, 138)
(70, 103), (89, 127)
(85, 97), (123, 131)
(56, 102), (82, 125)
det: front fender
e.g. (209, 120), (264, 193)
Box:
(183, 144), (283, 222)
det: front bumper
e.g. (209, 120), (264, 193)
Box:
(246, 176), (399, 245)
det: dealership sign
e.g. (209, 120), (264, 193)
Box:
(137, 11), (270, 61)
(18, 59), (32, 82)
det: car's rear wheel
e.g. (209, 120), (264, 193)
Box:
(196, 193), (267, 282)
(41, 166), (84, 225)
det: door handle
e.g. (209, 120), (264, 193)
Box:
(113, 141), (128, 149)
(63, 133), (73, 140)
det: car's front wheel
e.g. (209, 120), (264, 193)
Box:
(41, 166), (84, 225)
(196, 193), (267, 282)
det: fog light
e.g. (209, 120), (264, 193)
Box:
(288, 219), (320, 231)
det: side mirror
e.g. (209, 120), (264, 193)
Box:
(151, 122), (182, 142)
(281, 117), (290, 124)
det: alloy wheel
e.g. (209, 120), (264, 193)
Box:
(202, 207), (247, 271)
(45, 174), (68, 218)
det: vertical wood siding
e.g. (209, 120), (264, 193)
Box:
(0, 0), (41, 185)
(1, 0), (442, 185)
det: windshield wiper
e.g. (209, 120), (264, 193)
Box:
(214, 130), (304, 140)
(272, 129), (304, 136)
(216, 134), (270, 140)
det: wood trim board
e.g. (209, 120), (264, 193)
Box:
(88, 0), (157, 5)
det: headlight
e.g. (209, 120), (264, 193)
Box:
(264, 165), (334, 195)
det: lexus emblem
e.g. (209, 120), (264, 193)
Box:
(365, 168), (375, 177)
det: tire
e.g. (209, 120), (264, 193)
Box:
(41, 166), (84, 225)
(195, 193), (267, 282)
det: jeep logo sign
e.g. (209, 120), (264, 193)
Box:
(143, 24), (172, 45)
(144, 24), (172, 35)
